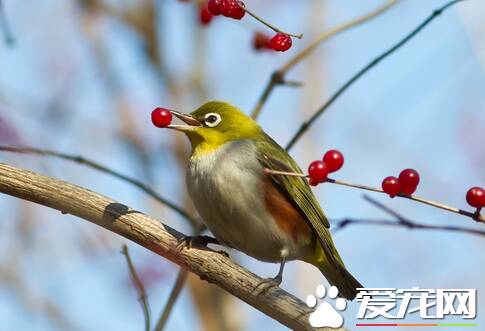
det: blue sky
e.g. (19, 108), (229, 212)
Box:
(0, 0), (484, 330)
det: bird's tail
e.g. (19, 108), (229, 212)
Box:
(305, 243), (363, 300)
(316, 260), (363, 300)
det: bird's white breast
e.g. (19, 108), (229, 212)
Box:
(186, 140), (309, 262)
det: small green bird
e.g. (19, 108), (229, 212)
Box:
(167, 101), (362, 300)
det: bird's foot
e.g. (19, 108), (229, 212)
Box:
(177, 235), (220, 250)
(254, 275), (282, 296)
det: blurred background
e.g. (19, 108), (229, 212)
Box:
(0, 0), (484, 330)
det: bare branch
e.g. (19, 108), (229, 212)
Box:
(154, 268), (189, 331)
(154, 223), (205, 330)
(264, 168), (484, 223)
(121, 244), (151, 331)
(0, 145), (199, 227)
(332, 195), (485, 237)
(251, 0), (397, 119)
(0, 162), (344, 331)
(285, 0), (467, 150)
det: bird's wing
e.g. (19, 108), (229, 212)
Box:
(256, 136), (340, 268)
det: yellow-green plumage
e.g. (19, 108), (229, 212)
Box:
(170, 101), (362, 300)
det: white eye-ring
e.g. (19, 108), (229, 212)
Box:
(204, 113), (222, 127)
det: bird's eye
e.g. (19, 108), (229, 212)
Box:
(204, 113), (222, 127)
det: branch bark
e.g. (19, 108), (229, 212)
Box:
(0, 162), (343, 331)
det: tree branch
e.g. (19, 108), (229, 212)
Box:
(251, 0), (398, 119)
(285, 0), (467, 150)
(154, 268), (189, 331)
(0, 162), (343, 331)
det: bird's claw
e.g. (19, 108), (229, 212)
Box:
(177, 235), (220, 251)
(254, 275), (282, 297)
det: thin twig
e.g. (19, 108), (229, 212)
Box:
(154, 268), (189, 331)
(336, 194), (485, 237)
(263, 168), (485, 223)
(0, 145), (199, 227)
(153, 224), (204, 330)
(121, 244), (151, 331)
(0, 0), (14, 46)
(332, 215), (485, 237)
(285, 0), (467, 150)
(244, 7), (302, 39)
(251, 0), (397, 119)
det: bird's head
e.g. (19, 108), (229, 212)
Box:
(168, 101), (263, 154)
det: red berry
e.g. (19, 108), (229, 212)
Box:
(253, 32), (271, 51)
(466, 187), (485, 208)
(220, 0), (245, 20)
(398, 168), (420, 195)
(199, 3), (213, 25)
(323, 150), (344, 173)
(382, 176), (401, 197)
(207, 0), (222, 16)
(309, 178), (319, 187)
(308, 160), (329, 183)
(151, 107), (172, 128)
(269, 33), (292, 52)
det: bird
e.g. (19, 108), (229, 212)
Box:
(166, 101), (363, 300)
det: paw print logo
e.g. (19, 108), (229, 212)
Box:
(306, 285), (347, 329)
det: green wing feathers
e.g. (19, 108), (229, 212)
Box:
(256, 135), (363, 300)
(256, 136), (338, 265)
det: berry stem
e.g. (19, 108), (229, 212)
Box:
(243, 7), (303, 39)
(263, 168), (485, 223)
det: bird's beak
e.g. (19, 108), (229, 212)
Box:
(167, 110), (202, 132)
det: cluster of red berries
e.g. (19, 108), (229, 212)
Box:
(151, 107), (173, 128)
(307, 150), (344, 186)
(381, 169), (420, 197)
(189, 0), (293, 52)
(466, 187), (484, 210)
(207, 0), (245, 20)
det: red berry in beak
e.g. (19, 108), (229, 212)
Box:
(398, 168), (420, 195)
(323, 149), (344, 173)
(151, 108), (173, 128)
(466, 187), (485, 208)
(382, 176), (401, 197)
